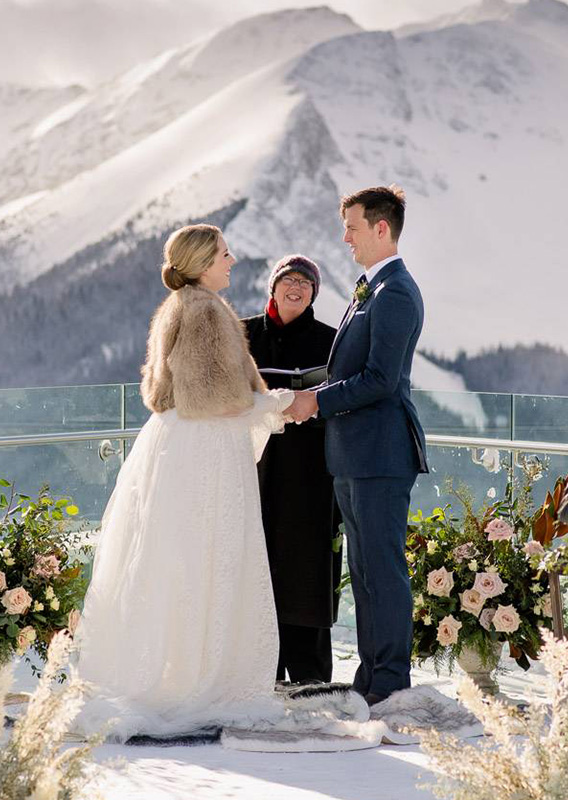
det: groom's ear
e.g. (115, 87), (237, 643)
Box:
(375, 219), (390, 240)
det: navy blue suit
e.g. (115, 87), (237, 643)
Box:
(317, 257), (427, 698)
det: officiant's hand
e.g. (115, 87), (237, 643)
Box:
(286, 390), (318, 423)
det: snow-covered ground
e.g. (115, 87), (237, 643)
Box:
(10, 634), (548, 800)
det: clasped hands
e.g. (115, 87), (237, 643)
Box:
(285, 390), (318, 424)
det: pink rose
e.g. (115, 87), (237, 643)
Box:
(0, 571), (6, 592)
(427, 567), (455, 598)
(473, 571), (507, 598)
(460, 589), (485, 617)
(485, 518), (515, 542)
(67, 609), (81, 636)
(436, 615), (462, 646)
(16, 625), (36, 656)
(492, 604), (521, 633)
(1, 586), (33, 615)
(32, 554), (61, 579)
(524, 541), (545, 557)
(479, 608), (496, 631)
(452, 542), (475, 563)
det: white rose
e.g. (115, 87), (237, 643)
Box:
(481, 448), (501, 473)
(16, 625), (36, 655)
(542, 595), (553, 618)
(436, 615), (462, 646)
(427, 567), (455, 598)
(1, 586), (33, 615)
(67, 609), (81, 636)
(460, 589), (485, 618)
(473, 571), (507, 599)
(492, 604), (521, 633)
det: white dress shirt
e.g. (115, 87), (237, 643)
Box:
(359, 254), (401, 285)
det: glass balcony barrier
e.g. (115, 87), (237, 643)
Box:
(1, 384), (568, 632)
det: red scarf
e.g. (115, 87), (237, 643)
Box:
(266, 297), (285, 327)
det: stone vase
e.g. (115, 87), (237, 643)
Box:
(457, 642), (503, 695)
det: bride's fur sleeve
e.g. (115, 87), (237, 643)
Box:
(141, 284), (266, 418)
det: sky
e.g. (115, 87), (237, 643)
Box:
(0, 0), (528, 86)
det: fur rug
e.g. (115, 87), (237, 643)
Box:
(221, 683), (484, 752)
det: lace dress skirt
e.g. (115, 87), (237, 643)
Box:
(75, 392), (292, 740)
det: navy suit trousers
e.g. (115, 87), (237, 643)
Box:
(334, 474), (416, 698)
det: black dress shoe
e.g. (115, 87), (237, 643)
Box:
(364, 692), (389, 707)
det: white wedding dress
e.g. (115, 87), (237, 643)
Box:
(74, 390), (294, 741)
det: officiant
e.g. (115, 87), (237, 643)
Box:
(244, 254), (341, 684)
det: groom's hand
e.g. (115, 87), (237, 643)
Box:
(286, 390), (318, 423)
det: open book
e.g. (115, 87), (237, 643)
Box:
(259, 365), (328, 390)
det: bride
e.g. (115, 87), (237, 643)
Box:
(75, 224), (294, 741)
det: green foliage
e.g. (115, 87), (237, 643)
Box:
(0, 479), (92, 669)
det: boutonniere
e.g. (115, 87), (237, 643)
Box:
(353, 282), (371, 304)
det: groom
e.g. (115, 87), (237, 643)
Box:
(287, 185), (428, 704)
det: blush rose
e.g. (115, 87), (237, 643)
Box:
(1, 586), (33, 615)
(427, 567), (455, 598)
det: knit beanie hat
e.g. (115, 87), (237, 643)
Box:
(268, 254), (321, 303)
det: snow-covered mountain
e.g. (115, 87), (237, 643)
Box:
(0, 1), (567, 388)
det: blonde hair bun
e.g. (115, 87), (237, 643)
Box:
(161, 224), (221, 291)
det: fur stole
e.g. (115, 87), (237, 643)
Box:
(141, 284), (266, 418)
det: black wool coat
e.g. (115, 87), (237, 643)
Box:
(244, 307), (342, 629)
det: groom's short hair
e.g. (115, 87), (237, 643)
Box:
(340, 186), (406, 242)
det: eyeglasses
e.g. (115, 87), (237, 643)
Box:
(280, 276), (314, 290)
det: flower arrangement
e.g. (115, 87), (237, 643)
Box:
(418, 629), (568, 800)
(407, 469), (557, 671)
(0, 478), (91, 669)
(0, 630), (104, 800)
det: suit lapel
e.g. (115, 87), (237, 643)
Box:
(327, 259), (405, 367)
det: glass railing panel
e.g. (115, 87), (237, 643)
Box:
(0, 441), (121, 526)
(413, 445), (510, 516)
(412, 390), (512, 439)
(513, 394), (568, 445)
(0, 384), (122, 437)
(124, 383), (150, 428)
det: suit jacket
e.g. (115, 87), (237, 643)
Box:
(317, 258), (428, 478)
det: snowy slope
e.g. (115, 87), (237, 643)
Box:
(0, 62), (302, 287)
(0, 8), (359, 205)
(396, 0), (514, 36)
(398, 0), (568, 54)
